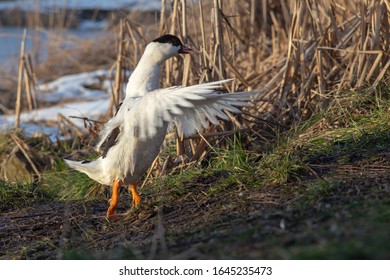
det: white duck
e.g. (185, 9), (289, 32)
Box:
(65, 34), (254, 219)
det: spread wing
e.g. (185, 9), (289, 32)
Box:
(96, 79), (255, 151)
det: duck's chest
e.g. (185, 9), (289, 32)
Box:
(126, 65), (160, 97)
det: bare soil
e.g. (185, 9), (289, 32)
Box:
(1, 153), (389, 259)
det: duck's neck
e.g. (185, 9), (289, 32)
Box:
(125, 49), (163, 98)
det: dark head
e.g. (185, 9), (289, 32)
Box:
(152, 34), (198, 55)
(144, 34), (198, 64)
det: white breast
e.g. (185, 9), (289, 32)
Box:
(126, 64), (160, 98)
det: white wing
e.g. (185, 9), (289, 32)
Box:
(97, 79), (255, 149)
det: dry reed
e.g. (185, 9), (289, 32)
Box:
(7, 0), (390, 180)
(143, 0), (389, 178)
(15, 29), (38, 129)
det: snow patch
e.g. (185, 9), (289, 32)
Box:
(0, 69), (128, 141)
(37, 69), (111, 103)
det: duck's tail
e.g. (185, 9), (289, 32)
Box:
(64, 158), (104, 183)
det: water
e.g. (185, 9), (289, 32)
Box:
(0, 26), (105, 68)
(0, 0), (161, 66)
(0, 0), (161, 12)
(0, 27), (45, 66)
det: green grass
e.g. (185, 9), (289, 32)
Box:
(0, 180), (53, 211)
(210, 134), (254, 172)
(41, 153), (102, 199)
(247, 82), (390, 186)
(0, 131), (103, 209)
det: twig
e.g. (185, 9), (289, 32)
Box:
(68, 115), (104, 124)
(10, 133), (41, 180)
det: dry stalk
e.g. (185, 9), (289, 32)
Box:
(111, 20), (125, 116)
(10, 133), (41, 180)
(15, 29), (27, 129)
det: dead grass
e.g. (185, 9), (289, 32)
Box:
(0, 0), (388, 192)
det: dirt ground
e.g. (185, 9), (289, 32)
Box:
(1, 152), (389, 259)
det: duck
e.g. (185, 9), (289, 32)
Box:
(64, 34), (255, 219)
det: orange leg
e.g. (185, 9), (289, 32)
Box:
(129, 184), (141, 207)
(107, 179), (121, 219)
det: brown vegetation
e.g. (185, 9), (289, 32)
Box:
(0, 0), (388, 185)
(106, 0), (390, 177)
(1, 0), (389, 260)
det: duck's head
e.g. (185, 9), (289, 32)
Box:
(144, 34), (199, 64)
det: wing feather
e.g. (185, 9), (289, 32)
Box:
(97, 79), (256, 145)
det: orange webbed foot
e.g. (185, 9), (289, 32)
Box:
(106, 180), (120, 219)
(106, 209), (118, 221)
(129, 184), (141, 208)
